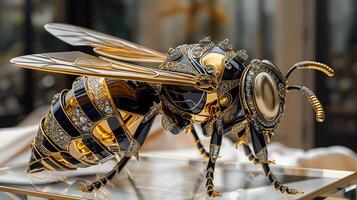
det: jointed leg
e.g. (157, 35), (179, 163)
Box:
(249, 126), (301, 194)
(205, 119), (223, 197)
(81, 156), (131, 192)
(242, 144), (275, 165)
(80, 105), (159, 192)
(190, 125), (209, 160)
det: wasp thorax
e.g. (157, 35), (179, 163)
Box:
(253, 72), (279, 121)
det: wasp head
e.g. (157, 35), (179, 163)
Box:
(240, 59), (334, 141)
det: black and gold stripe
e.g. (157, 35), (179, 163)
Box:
(82, 134), (113, 162)
(52, 90), (81, 138)
(73, 78), (102, 123)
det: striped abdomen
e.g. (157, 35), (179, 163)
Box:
(28, 76), (155, 173)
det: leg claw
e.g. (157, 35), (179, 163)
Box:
(77, 186), (88, 192)
(268, 160), (276, 165)
(287, 188), (303, 195)
(208, 190), (222, 197)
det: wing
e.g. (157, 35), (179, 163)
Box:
(10, 51), (195, 87)
(44, 23), (167, 63)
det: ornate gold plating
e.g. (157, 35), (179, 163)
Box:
(253, 72), (280, 121)
(300, 87), (325, 122)
(200, 52), (225, 78)
(9, 22), (335, 196)
(293, 61), (334, 77)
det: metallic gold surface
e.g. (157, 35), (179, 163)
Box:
(51, 153), (76, 170)
(300, 87), (325, 122)
(0, 185), (89, 200)
(92, 122), (118, 149)
(10, 52), (198, 88)
(253, 72), (279, 121)
(218, 94), (230, 106)
(94, 47), (165, 63)
(103, 78), (136, 142)
(8, 23), (336, 197)
(200, 52), (225, 78)
(192, 92), (218, 123)
(75, 141), (93, 158)
(294, 61), (335, 77)
(68, 139), (98, 165)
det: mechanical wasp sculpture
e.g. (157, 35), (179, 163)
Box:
(11, 23), (334, 197)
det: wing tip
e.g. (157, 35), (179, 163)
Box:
(10, 56), (22, 65)
(44, 23), (77, 33)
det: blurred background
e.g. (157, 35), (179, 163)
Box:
(0, 0), (355, 153)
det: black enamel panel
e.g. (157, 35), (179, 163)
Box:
(106, 80), (156, 115)
(93, 181), (102, 189)
(237, 128), (246, 138)
(107, 117), (130, 150)
(262, 163), (270, 172)
(52, 91), (81, 137)
(41, 136), (59, 153)
(73, 79), (102, 122)
(223, 115), (246, 133)
(134, 113), (157, 145)
(211, 130), (222, 145)
(60, 152), (87, 168)
(43, 157), (65, 170)
(164, 86), (206, 114)
(28, 161), (44, 172)
(222, 58), (245, 81)
(82, 134), (112, 161)
(32, 147), (43, 160)
(250, 125), (266, 155)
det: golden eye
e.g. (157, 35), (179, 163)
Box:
(253, 72), (279, 121)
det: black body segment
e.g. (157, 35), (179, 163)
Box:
(82, 134), (113, 162)
(52, 90), (81, 138)
(60, 152), (87, 168)
(164, 85), (207, 114)
(73, 78), (102, 122)
(41, 131), (59, 153)
(107, 116), (131, 150)
(82, 106), (159, 192)
(105, 80), (158, 115)
(250, 125), (267, 155)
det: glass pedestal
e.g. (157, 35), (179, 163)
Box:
(0, 153), (356, 200)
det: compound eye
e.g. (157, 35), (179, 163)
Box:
(253, 72), (279, 121)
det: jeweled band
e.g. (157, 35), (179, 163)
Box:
(73, 78), (102, 122)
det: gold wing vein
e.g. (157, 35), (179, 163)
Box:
(44, 23), (167, 63)
(10, 51), (196, 86)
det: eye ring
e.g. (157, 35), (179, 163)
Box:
(239, 60), (286, 129)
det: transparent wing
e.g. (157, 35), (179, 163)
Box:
(10, 51), (195, 86)
(44, 23), (167, 63)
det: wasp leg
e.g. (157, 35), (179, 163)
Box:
(242, 144), (275, 165)
(249, 126), (302, 195)
(205, 120), (223, 197)
(191, 125), (209, 160)
(80, 105), (159, 192)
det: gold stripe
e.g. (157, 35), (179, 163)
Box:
(102, 78), (134, 141)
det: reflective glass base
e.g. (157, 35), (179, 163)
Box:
(0, 153), (356, 200)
